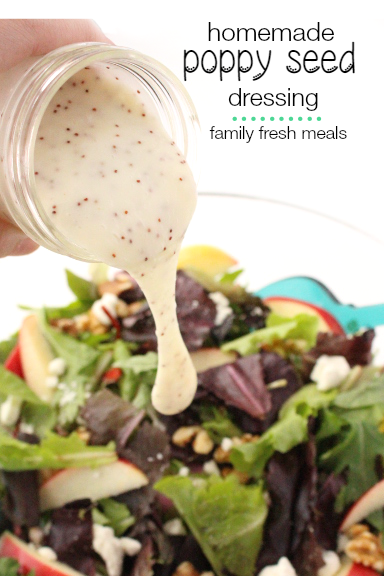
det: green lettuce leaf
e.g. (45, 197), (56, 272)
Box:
(0, 429), (116, 471)
(0, 365), (46, 405)
(113, 345), (157, 409)
(40, 319), (103, 428)
(65, 269), (99, 302)
(317, 371), (384, 510)
(231, 384), (336, 478)
(0, 334), (18, 364)
(155, 475), (267, 576)
(199, 405), (242, 443)
(94, 498), (135, 536)
(0, 558), (35, 576)
(320, 421), (384, 510)
(221, 313), (319, 356)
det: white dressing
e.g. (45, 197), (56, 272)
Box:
(34, 63), (198, 414)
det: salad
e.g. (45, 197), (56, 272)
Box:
(0, 245), (384, 576)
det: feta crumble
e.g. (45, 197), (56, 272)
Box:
(258, 557), (297, 576)
(203, 459), (221, 476)
(163, 518), (187, 536)
(310, 355), (350, 391)
(208, 291), (232, 326)
(93, 524), (141, 576)
(178, 466), (190, 477)
(0, 395), (22, 427)
(48, 357), (67, 376)
(318, 550), (341, 576)
(221, 437), (234, 452)
(92, 293), (119, 325)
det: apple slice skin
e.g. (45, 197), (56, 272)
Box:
(340, 479), (384, 532)
(39, 459), (148, 511)
(335, 557), (380, 575)
(0, 531), (83, 576)
(264, 296), (345, 335)
(4, 343), (24, 379)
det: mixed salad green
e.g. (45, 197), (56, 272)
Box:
(0, 251), (384, 576)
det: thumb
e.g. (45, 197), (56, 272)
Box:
(0, 219), (39, 257)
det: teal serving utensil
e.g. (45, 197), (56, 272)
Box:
(256, 276), (384, 334)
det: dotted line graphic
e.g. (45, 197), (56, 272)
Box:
(232, 116), (321, 121)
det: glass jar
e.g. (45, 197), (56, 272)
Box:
(0, 43), (200, 261)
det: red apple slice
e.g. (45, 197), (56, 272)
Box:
(19, 314), (55, 402)
(4, 343), (25, 379)
(264, 296), (345, 335)
(190, 348), (237, 373)
(335, 556), (379, 575)
(340, 479), (384, 532)
(0, 531), (83, 575)
(39, 459), (148, 511)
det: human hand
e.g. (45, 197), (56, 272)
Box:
(0, 19), (111, 257)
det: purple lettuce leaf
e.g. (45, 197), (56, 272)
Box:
(158, 535), (212, 576)
(301, 330), (375, 381)
(259, 351), (302, 431)
(290, 432), (324, 576)
(1, 470), (40, 528)
(118, 421), (170, 483)
(122, 272), (216, 352)
(175, 271), (217, 351)
(47, 499), (95, 576)
(122, 303), (158, 350)
(127, 536), (154, 576)
(2, 433), (40, 528)
(198, 355), (271, 419)
(314, 473), (346, 550)
(81, 389), (145, 446)
(256, 448), (302, 571)
(116, 486), (156, 524)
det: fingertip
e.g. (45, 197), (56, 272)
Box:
(11, 237), (39, 257)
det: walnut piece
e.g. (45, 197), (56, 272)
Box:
(172, 562), (200, 576)
(192, 429), (214, 455)
(172, 426), (201, 447)
(345, 524), (384, 572)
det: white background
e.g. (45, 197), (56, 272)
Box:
(0, 1), (384, 339)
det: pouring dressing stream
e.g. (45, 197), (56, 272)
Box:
(33, 62), (198, 415)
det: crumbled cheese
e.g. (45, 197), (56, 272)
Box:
(59, 388), (77, 407)
(310, 355), (350, 391)
(0, 396), (22, 426)
(92, 293), (119, 325)
(221, 437), (234, 452)
(93, 524), (141, 576)
(317, 550), (340, 576)
(19, 422), (35, 435)
(120, 537), (142, 556)
(48, 357), (67, 376)
(178, 466), (190, 477)
(258, 557), (297, 576)
(37, 546), (58, 562)
(203, 459), (221, 476)
(45, 375), (59, 388)
(163, 518), (187, 536)
(208, 291), (232, 326)
(93, 525), (124, 576)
